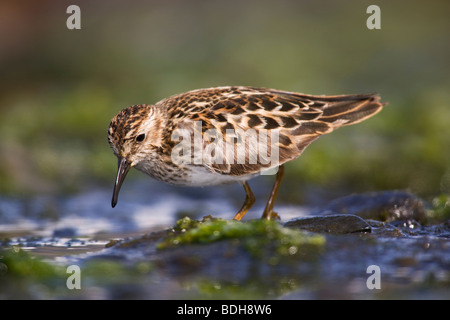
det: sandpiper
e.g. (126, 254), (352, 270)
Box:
(108, 86), (385, 220)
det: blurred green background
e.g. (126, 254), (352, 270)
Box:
(1, 0), (449, 202)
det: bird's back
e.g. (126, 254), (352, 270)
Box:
(156, 86), (385, 177)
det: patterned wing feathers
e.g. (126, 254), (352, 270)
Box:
(161, 87), (384, 176)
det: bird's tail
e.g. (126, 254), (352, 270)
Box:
(316, 93), (386, 128)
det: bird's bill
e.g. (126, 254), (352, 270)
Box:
(111, 157), (131, 208)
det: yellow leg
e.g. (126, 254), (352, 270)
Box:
(261, 165), (285, 220)
(233, 181), (255, 221)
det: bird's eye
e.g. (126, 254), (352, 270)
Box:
(136, 134), (145, 142)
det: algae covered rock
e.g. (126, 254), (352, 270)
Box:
(158, 215), (325, 259)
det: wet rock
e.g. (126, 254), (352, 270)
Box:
(366, 219), (407, 237)
(316, 191), (426, 223)
(284, 214), (371, 234)
(103, 217), (326, 263)
(368, 218), (450, 238)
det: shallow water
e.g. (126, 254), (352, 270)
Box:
(0, 179), (309, 268)
(1, 180), (449, 299)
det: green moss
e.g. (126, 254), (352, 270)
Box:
(190, 277), (300, 299)
(427, 194), (450, 223)
(157, 216), (325, 259)
(0, 247), (64, 279)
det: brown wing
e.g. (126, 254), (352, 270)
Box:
(161, 86), (385, 176)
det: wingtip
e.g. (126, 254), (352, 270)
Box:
(367, 94), (388, 107)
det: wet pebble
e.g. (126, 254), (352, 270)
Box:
(284, 214), (371, 234)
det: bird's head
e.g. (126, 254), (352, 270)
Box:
(107, 104), (165, 207)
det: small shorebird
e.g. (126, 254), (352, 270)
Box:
(108, 86), (385, 220)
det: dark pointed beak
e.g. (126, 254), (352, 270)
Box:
(111, 157), (131, 208)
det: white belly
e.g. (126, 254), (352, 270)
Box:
(184, 166), (257, 186)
